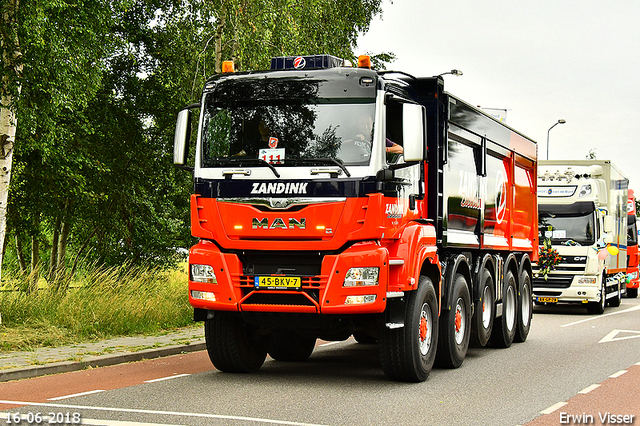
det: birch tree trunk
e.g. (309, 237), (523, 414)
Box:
(28, 235), (39, 293)
(0, 0), (22, 283)
(15, 233), (26, 273)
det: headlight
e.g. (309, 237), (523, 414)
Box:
(343, 267), (379, 287)
(578, 184), (592, 198)
(191, 264), (217, 283)
(345, 295), (377, 304)
(191, 290), (216, 301)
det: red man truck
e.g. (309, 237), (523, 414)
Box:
(173, 54), (539, 382)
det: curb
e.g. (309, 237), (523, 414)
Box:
(0, 342), (207, 383)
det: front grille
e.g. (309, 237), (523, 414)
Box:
(533, 274), (574, 288)
(241, 251), (323, 276)
(242, 291), (319, 306)
(238, 275), (323, 288)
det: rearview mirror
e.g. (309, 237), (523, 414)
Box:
(402, 103), (425, 162)
(173, 109), (192, 166)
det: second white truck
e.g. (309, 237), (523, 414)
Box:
(533, 160), (629, 314)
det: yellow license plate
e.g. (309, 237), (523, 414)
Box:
(254, 276), (301, 289)
(537, 296), (558, 303)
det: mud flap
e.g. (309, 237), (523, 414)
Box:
(385, 296), (407, 329)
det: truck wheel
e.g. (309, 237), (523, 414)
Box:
(470, 268), (494, 347)
(205, 312), (268, 373)
(587, 277), (606, 314)
(514, 271), (533, 343)
(628, 287), (638, 298)
(268, 329), (316, 362)
(380, 275), (438, 382)
(490, 270), (517, 348)
(608, 280), (622, 307)
(436, 274), (471, 368)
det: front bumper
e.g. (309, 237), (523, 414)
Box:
(533, 275), (602, 304)
(187, 240), (391, 315)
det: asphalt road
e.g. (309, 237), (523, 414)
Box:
(2, 298), (640, 426)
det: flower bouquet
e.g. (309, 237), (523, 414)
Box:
(538, 239), (562, 280)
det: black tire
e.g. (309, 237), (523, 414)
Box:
(608, 280), (622, 307)
(470, 269), (494, 347)
(587, 276), (606, 315)
(205, 312), (268, 373)
(268, 329), (316, 362)
(353, 332), (378, 344)
(490, 270), (517, 348)
(380, 275), (438, 382)
(436, 274), (472, 368)
(514, 270), (533, 343)
(628, 287), (638, 298)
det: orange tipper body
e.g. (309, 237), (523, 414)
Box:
(174, 54), (539, 382)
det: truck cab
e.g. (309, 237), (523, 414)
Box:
(534, 161), (628, 314)
(174, 54), (538, 382)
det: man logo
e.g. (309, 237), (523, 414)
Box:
(293, 56), (306, 69)
(252, 218), (306, 230)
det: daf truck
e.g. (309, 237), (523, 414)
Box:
(534, 160), (629, 314)
(173, 54), (539, 382)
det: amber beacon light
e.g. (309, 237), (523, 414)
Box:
(358, 55), (371, 69)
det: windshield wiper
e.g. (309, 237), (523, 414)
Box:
(216, 157), (281, 178)
(283, 158), (350, 177)
(318, 158), (351, 177)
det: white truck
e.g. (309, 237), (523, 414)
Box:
(534, 160), (629, 314)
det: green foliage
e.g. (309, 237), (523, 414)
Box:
(6, 0), (391, 277)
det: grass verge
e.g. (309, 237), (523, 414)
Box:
(0, 263), (193, 352)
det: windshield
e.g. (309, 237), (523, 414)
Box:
(539, 203), (597, 245)
(200, 75), (377, 168)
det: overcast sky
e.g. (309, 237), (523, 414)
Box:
(357, 0), (640, 190)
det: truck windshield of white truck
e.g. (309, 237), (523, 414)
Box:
(538, 201), (597, 246)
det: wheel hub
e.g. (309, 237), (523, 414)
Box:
(419, 316), (428, 341)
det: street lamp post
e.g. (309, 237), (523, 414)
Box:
(546, 119), (566, 160)
(437, 69), (463, 77)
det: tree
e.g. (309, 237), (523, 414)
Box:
(0, 0), (23, 282)
(5, 0), (391, 283)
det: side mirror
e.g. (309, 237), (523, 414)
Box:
(402, 103), (425, 162)
(173, 109), (192, 166)
(603, 215), (614, 233)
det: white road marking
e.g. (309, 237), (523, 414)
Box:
(598, 329), (640, 343)
(609, 370), (627, 378)
(0, 400), (330, 426)
(48, 390), (106, 401)
(540, 401), (567, 414)
(561, 303), (640, 327)
(144, 374), (190, 383)
(578, 384), (600, 394)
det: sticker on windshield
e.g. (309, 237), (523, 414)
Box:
(268, 137), (279, 148)
(259, 148), (285, 164)
(552, 230), (567, 239)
